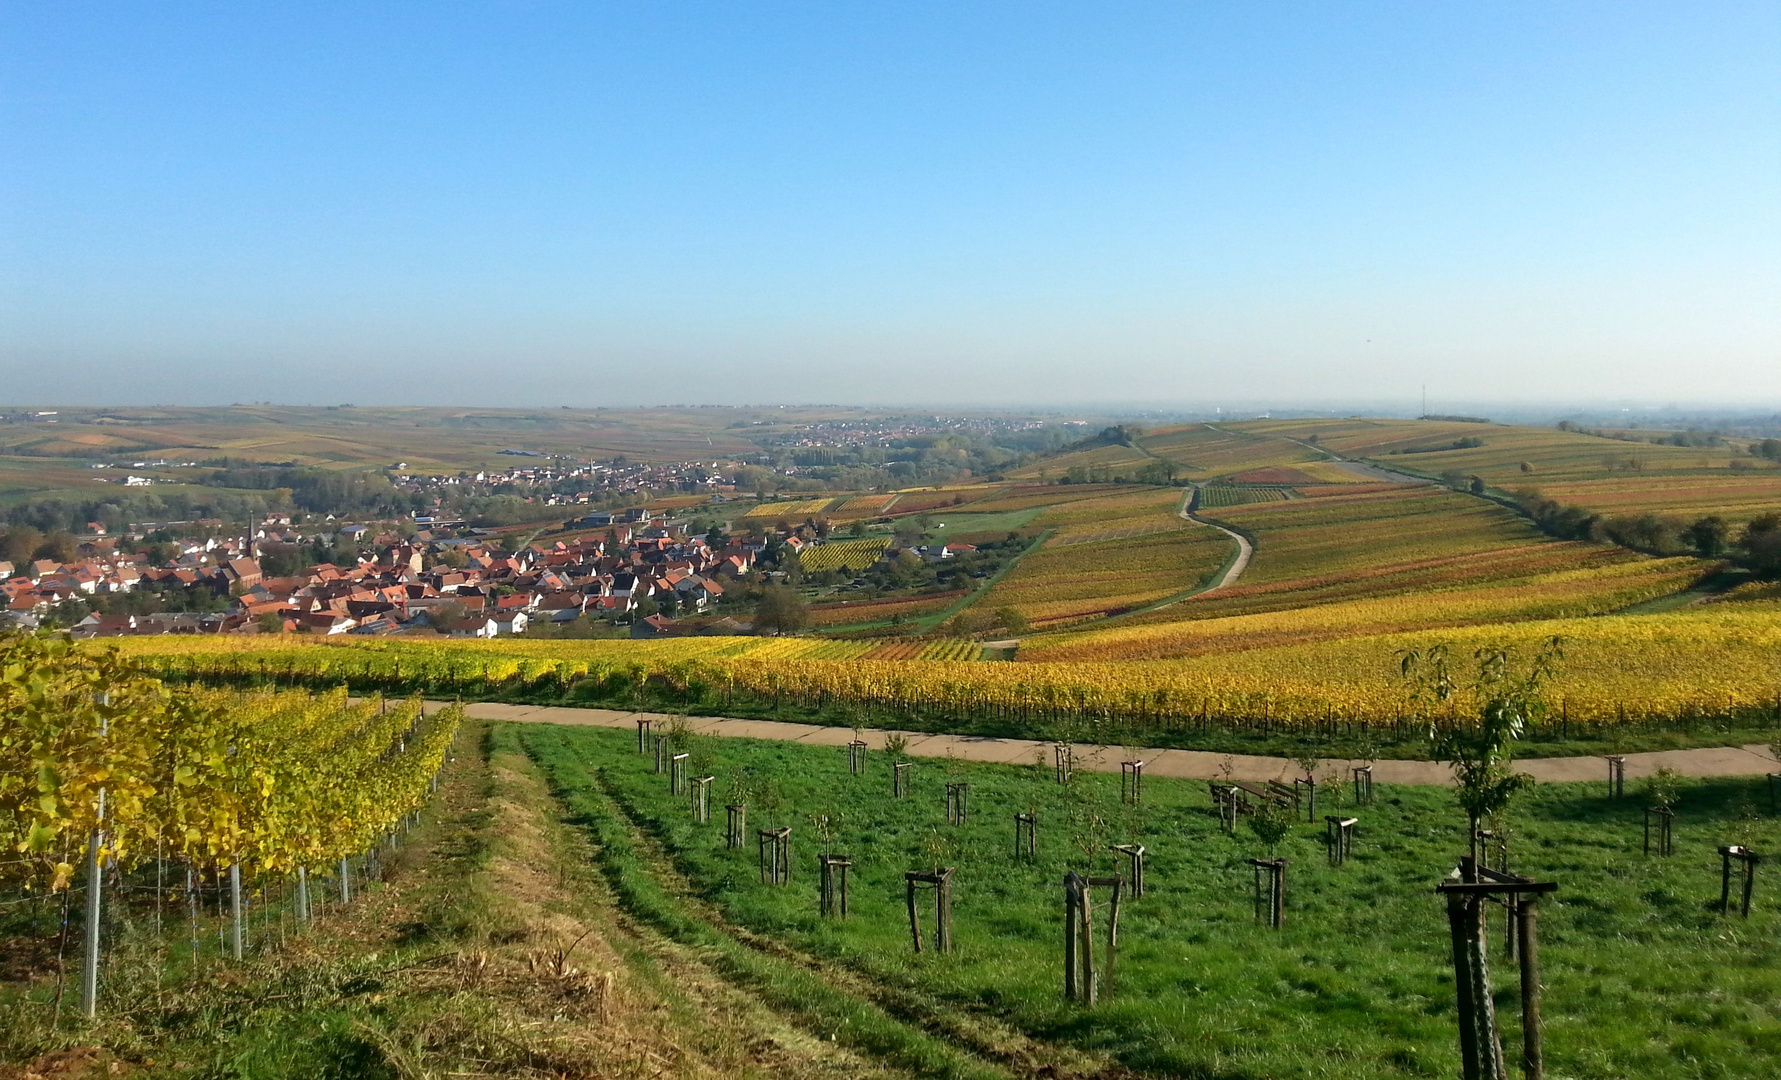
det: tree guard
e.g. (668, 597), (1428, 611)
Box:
(1062, 871), (1122, 1004)
(1720, 845), (1759, 917)
(1248, 857), (1286, 929)
(1325, 816), (1357, 867)
(1643, 806), (1673, 856)
(757, 826), (792, 886)
(1438, 863), (1557, 1080)
(636, 717), (652, 754)
(1110, 843), (1146, 897)
(906, 867), (954, 953)
(892, 761), (911, 799)
(725, 803), (747, 850)
(819, 854), (852, 917)
(670, 752), (689, 796)
(691, 776), (713, 823)
(1352, 764), (1375, 805)
(1120, 760), (1144, 804)
(848, 739), (868, 775)
(1015, 812), (1039, 863)
(1605, 755), (1626, 798)
(946, 782), (970, 826)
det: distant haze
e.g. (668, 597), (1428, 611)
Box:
(3, 4), (1778, 407)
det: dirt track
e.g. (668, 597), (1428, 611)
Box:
(459, 701), (1781, 787)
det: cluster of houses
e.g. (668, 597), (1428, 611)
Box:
(393, 457), (744, 507)
(2, 513), (760, 639)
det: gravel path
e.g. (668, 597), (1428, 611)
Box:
(460, 701), (1781, 787)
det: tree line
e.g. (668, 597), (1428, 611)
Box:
(1515, 491), (1781, 576)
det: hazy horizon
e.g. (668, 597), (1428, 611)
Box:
(4, 4), (1778, 407)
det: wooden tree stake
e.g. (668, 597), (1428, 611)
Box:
(946, 782), (970, 826)
(1248, 857), (1286, 928)
(1111, 844), (1146, 897)
(905, 868), (954, 953)
(691, 776), (713, 823)
(1325, 816), (1357, 867)
(1015, 812), (1039, 862)
(1120, 760), (1144, 804)
(1719, 845), (1759, 917)
(1605, 755), (1626, 798)
(1643, 806), (1672, 856)
(1352, 764), (1374, 805)
(757, 826), (792, 886)
(820, 854), (852, 917)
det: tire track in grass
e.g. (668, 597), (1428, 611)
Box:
(518, 724), (1128, 1080)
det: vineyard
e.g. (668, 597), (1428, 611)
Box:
(0, 636), (461, 897)
(797, 536), (891, 573)
(806, 590), (963, 627)
(104, 603), (1781, 742)
(0, 633), (463, 1033)
(1193, 482), (1293, 507)
(832, 492), (899, 515)
(741, 497), (840, 519)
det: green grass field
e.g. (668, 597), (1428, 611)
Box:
(524, 722), (1781, 1080)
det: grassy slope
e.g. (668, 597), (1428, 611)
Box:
(533, 722), (1781, 1080)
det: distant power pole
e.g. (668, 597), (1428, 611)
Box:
(1421, 385), (1427, 418)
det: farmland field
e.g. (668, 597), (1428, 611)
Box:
(524, 721), (1781, 1080)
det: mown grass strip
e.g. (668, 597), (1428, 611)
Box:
(512, 723), (1009, 1080)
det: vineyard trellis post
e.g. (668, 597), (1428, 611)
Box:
(79, 695), (113, 1019)
(339, 856), (352, 904)
(296, 866), (311, 920)
(229, 861), (245, 959)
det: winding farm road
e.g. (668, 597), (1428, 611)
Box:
(1179, 493), (1253, 594)
(458, 701), (1781, 787)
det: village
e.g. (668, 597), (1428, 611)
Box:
(0, 507), (773, 640)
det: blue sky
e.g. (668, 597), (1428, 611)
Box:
(3, 3), (1777, 408)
